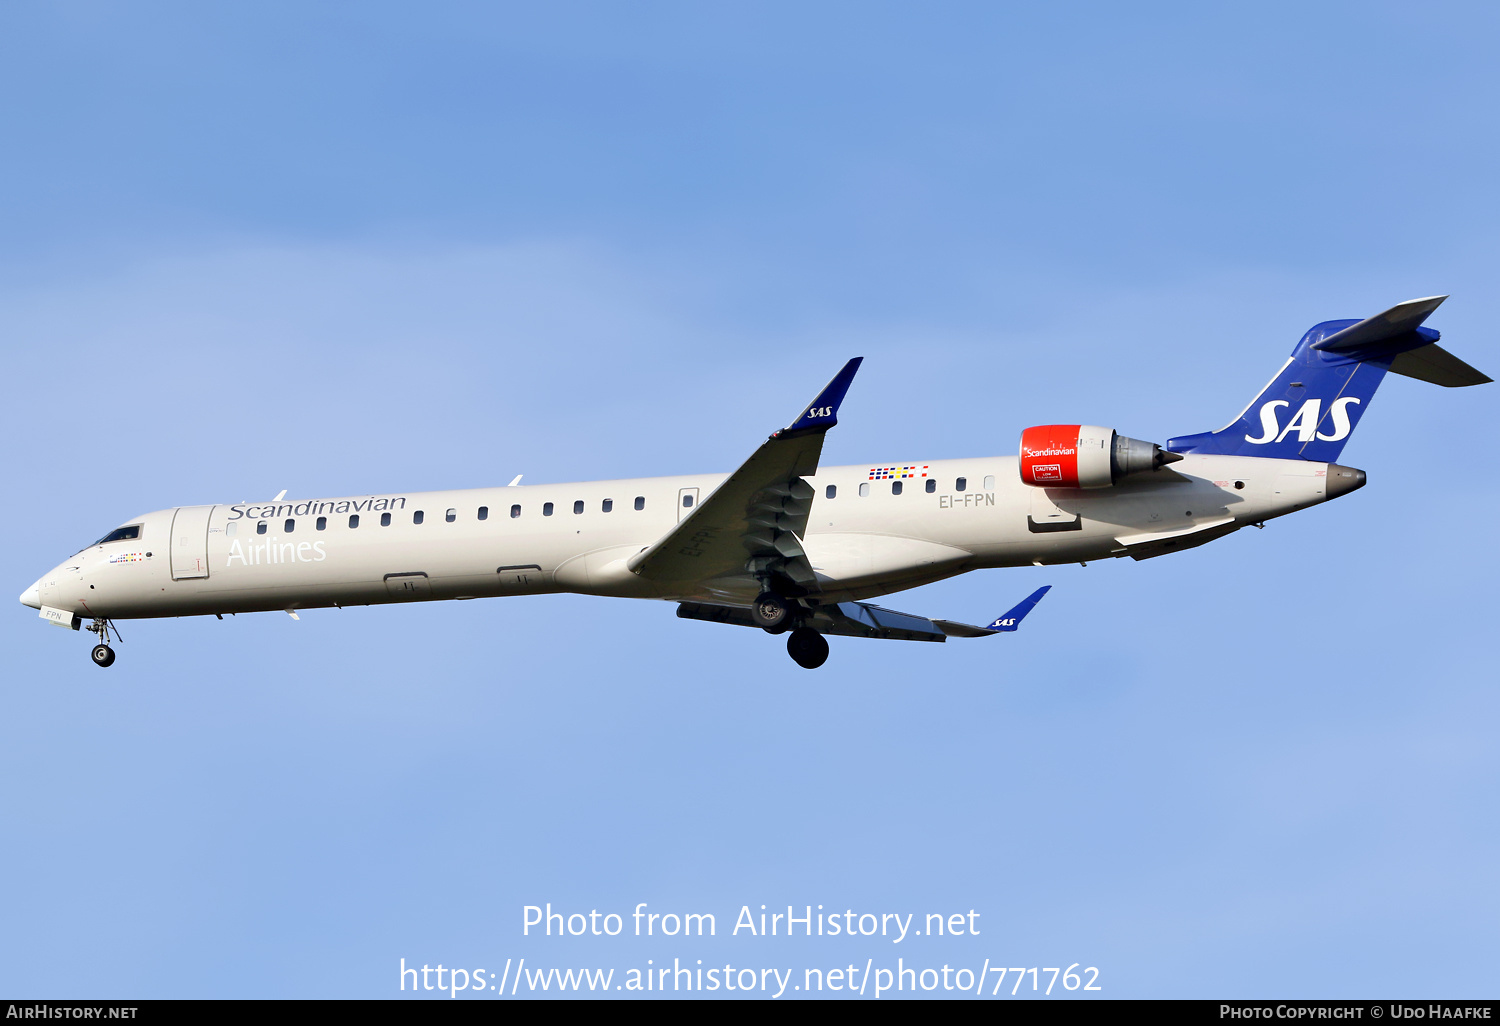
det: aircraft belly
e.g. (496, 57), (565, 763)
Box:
(802, 533), (974, 590)
(554, 544), (678, 598)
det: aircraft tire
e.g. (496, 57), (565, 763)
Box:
(751, 592), (791, 629)
(91, 645), (115, 668)
(786, 628), (828, 669)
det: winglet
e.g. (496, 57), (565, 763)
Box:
(783, 357), (863, 436)
(985, 585), (1052, 632)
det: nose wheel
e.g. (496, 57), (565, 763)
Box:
(86, 618), (121, 668)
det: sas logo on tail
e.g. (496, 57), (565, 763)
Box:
(1244, 397), (1360, 445)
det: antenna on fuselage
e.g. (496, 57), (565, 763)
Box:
(507, 475), (523, 487)
(272, 489), (287, 501)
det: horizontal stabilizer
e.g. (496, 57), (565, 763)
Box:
(1313, 295), (1446, 351)
(1387, 343), (1492, 387)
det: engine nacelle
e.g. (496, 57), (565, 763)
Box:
(1018, 424), (1182, 489)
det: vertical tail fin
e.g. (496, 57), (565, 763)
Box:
(1165, 296), (1485, 462)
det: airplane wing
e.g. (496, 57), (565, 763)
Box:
(677, 586), (1052, 642)
(628, 358), (862, 591)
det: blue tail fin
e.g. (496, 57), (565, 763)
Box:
(1166, 296), (1464, 462)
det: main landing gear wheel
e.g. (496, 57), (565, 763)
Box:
(786, 628), (829, 670)
(751, 592), (792, 631)
(91, 645), (115, 668)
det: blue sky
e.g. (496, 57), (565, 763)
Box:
(2, 2), (1496, 999)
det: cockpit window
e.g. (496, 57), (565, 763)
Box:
(94, 525), (141, 545)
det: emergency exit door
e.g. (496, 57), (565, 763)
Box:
(170, 505), (215, 580)
(677, 487), (699, 522)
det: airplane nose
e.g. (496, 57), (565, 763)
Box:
(20, 580), (41, 609)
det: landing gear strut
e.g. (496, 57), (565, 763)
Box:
(87, 618), (119, 668)
(786, 627), (829, 670)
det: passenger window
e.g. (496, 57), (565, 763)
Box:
(543, 502), (554, 516)
(257, 521), (267, 535)
(956, 477), (967, 492)
(682, 494), (694, 508)
(984, 475), (995, 490)
(478, 506), (488, 521)
(284, 518), (295, 533)
(349, 515), (360, 529)
(858, 483), (869, 497)
(602, 499), (613, 513)
(573, 500), (584, 514)
(226, 522), (237, 537)
(634, 496), (645, 510)
(510, 504), (521, 518)
(381, 512), (392, 527)
(925, 479), (936, 493)
(892, 481), (903, 495)
(446, 509), (457, 522)
(414, 511), (424, 525)
(826, 484), (837, 499)
(316, 517), (327, 531)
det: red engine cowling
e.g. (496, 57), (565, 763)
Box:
(1019, 424), (1181, 489)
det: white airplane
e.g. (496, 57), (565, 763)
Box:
(20, 296), (1489, 670)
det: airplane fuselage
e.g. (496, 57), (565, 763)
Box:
(27, 452), (1357, 623)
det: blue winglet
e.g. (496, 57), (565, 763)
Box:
(784, 357), (863, 435)
(986, 586), (1052, 632)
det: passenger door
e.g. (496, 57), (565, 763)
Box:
(170, 505), (215, 580)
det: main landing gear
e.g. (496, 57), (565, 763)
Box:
(753, 592), (830, 668)
(751, 592), (792, 632)
(786, 627), (829, 670)
(87, 618), (120, 668)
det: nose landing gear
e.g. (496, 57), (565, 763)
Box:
(86, 618), (120, 668)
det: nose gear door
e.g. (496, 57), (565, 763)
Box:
(170, 505), (215, 580)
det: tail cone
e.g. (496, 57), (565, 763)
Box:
(1325, 465), (1366, 498)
